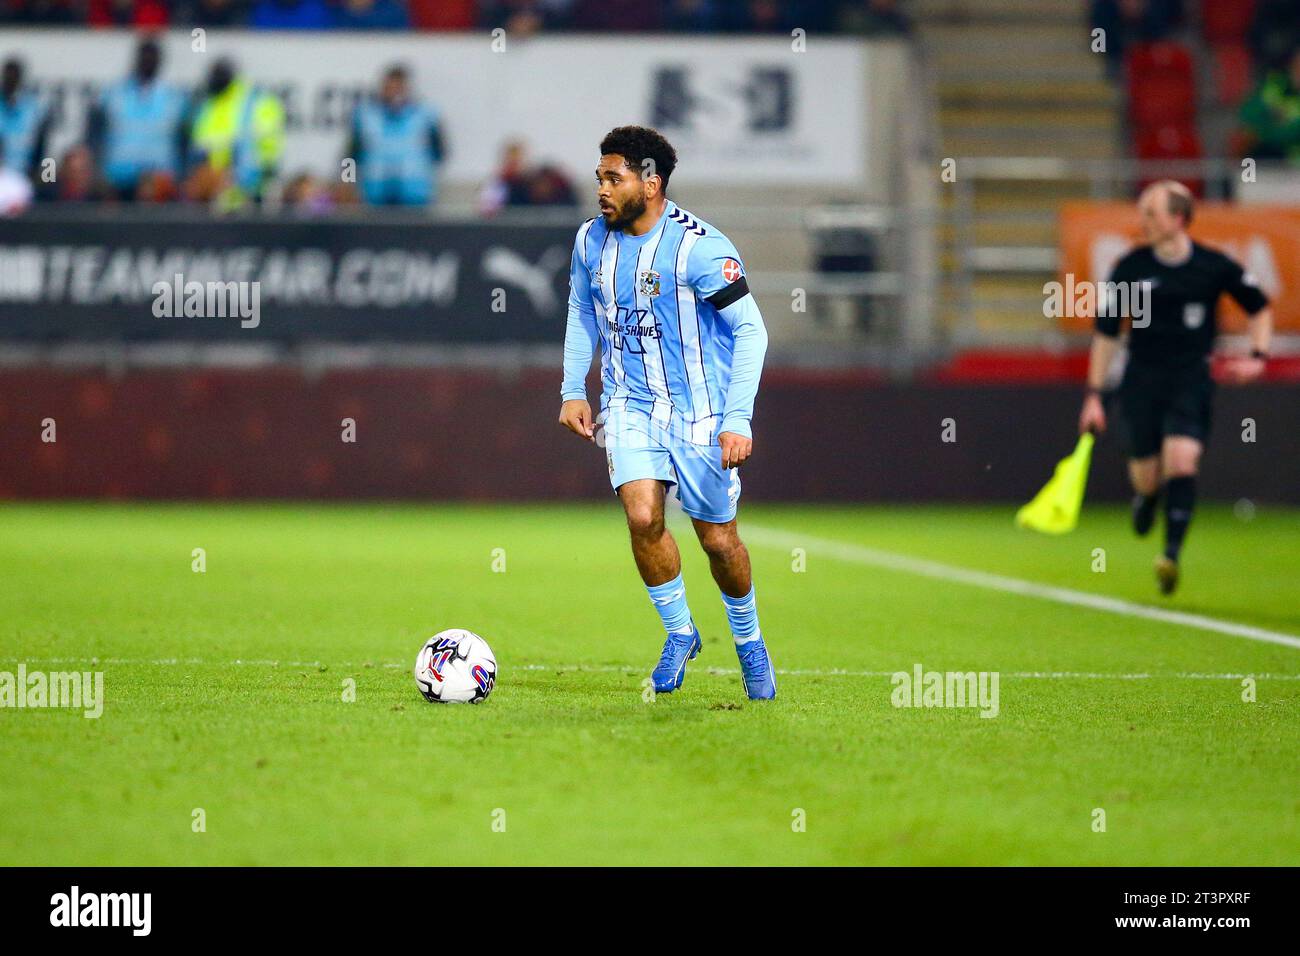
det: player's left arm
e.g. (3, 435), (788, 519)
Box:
(689, 236), (769, 468)
(1221, 259), (1273, 384)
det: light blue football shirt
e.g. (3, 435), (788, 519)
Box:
(561, 201), (768, 444)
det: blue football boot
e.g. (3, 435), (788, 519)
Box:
(736, 635), (776, 700)
(650, 625), (703, 694)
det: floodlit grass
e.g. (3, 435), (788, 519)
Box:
(1, 502), (1297, 865)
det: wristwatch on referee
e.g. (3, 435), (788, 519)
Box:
(1250, 348), (1270, 362)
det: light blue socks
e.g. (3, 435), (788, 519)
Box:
(721, 585), (761, 645)
(647, 573), (694, 636)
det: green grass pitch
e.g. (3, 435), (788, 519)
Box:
(2, 501), (1297, 866)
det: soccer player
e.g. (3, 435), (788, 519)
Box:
(558, 125), (775, 699)
(1078, 180), (1273, 594)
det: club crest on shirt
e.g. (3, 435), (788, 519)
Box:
(592, 269), (604, 285)
(721, 258), (743, 283)
(1183, 302), (1205, 329)
(638, 270), (661, 297)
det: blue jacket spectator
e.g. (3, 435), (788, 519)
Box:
(86, 38), (190, 198)
(0, 58), (51, 179)
(349, 64), (446, 205)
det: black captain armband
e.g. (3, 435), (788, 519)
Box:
(705, 276), (750, 310)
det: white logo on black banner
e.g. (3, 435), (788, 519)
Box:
(481, 245), (567, 313)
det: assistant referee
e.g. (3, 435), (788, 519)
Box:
(1078, 181), (1274, 595)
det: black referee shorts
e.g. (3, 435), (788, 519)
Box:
(1117, 362), (1215, 460)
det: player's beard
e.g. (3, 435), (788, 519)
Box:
(604, 192), (647, 231)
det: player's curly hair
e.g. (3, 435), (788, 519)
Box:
(600, 126), (678, 192)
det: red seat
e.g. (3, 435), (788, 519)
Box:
(87, 0), (169, 26)
(1135, 124), (1205, 196)
(409, 0), (474, 29)
(1201, 0), (1256, 43)
(1212, 42), (1254, 105)
(1127, 42), (1197, 126)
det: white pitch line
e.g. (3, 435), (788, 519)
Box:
(745, 525), (1300, 652)
(3, 657), (1298, 680)
(518, 665), (1300, 681)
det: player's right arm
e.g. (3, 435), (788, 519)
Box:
(1078, 258), (1130, 435)
(559, 223), (599, 441)
(1079, 335), (1121, 435)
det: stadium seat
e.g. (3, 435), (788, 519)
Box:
(1200, 0), (1256, 43)
(1135, 123), (1205, 195)
(1126, 42), (1197, 127)
(1211, 43), (1254, 105)
(88, 0), (169, 27)
(409, 0), (474, 30)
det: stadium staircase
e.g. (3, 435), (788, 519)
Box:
(912, 0), (1121, 344)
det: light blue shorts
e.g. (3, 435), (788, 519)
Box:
(602, 412), (741, 524)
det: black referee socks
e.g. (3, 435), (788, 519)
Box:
(1163, 476), (1197, 561)
(1132, 492), (1159, 537)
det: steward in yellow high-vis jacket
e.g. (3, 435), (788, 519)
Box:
(189, 58), (284, 207)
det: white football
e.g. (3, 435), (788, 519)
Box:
(413, 629), (497, 704)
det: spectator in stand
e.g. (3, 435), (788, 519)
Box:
(135, 168), (180, 202)
(333, 0), (408, 30)
(0, 141), (34, 216)
(1090, 0), (1184, 77)
(570, 0), (661, 31)
(86, 37), (190, 200)
(250, 0), (331, 29)
(282, 170), (335, 214)
(479, 139), (530, 214)
(37, 143), (113, 201)
(0, 1), (86, 24)
(87, 0), (168, 27)
(478, 0), (571, 34)
(176, 0), (251, 27)
(734, 0), (783, 32)
(188, 57), (285, 207)
(349, 64), (445, 206)
(1250, 0), (1300, 77)
(0, 58), (52, 183)
(716, 0), (829, 32)
(665, 0), (719, 32)
(837, 0), (912, 37)
(479, 140), (574, 214)
(524, 163), (575, 206)
(1239, 46), (1300, 166)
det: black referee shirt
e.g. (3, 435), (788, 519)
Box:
(1097, 242), (1269, 370)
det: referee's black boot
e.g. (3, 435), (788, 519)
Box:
(1155, 556), (1179, 596)
(1131, 492), (1159, 537)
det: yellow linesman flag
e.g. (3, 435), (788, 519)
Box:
(1015, 432), (1095, 534)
